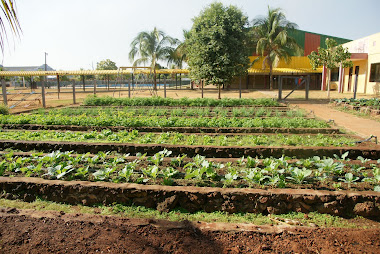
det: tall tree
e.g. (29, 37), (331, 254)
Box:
(96, 59), (117, 80)
(252, 6), (302, 90)
(308, 38), (352, 98)
(0, 0), (21, 52)
(129, 27), (178, 90)
(186, 2), (250, 99)
(167, 29), (190, 69)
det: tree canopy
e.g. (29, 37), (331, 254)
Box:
(96, 59), (118, 80)
(0, 0), (21, 53)
(186, 2), (250, 95)
(252, 6), (302, 90)
(308, 38), (352, 97)
(129, 27), (178, 89)
(308, 38), (352, 70)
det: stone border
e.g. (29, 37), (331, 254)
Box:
(0, 140), (379, 159)
(0, 177), (379, 219)
(0, 124), (341, 134)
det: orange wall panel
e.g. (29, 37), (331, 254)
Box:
(304, 33), (321, 56)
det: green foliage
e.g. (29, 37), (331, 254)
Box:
(186, 2), (250, 86)
(0, 103), (9, 115)
(97, 59), (117, 70)
(96, 59), (118, 80)
(83, 95), (279, 107)
(129, 27), (178, 89)
(308, 38), (352, 70)
(1, 150), (379, 190)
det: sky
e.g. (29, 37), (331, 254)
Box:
(1, 0), (379, 70)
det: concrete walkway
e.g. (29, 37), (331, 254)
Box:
(294, 102), (380, 139)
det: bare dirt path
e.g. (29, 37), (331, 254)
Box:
(292, 101), (380, 139)
(0, 207), (379, 254)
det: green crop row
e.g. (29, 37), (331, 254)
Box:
(334, 98), (380, 108)
(0, 114), (330, 128)
(35, 106), (307, 118)
(83, 95), (280, 107)
(0, 130), (355, 147)
(1, 150), (379, 191)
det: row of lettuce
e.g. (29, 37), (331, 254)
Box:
(0, 130), (354, 147)
(34, 106), (307, 118)
(1, 150), (379, 191)
(82, 96), (281, 107)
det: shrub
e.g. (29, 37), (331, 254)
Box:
(0, 104), (9, 115)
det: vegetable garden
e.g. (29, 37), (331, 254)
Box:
(1, 96), (379, 219)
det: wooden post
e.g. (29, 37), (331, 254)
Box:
(306, 75), (310, 100)
(164, 77), (167, 98)
(128, 81), (131, 98)
(57, 74), (60, 99)
(107, 75), (110, 91)
(41, 76), (46, 108)
(73, 81), (76, 104)
(179, 73), (182, 89)
(278, 76), (282, 100)
(93, 79), (97, 95)
(201, 80), (204, 98)
(30, 76), (33, 92)
(239, 77), (242, 99)
(2, 79), (7, 105)
(82, 75), (85, 91)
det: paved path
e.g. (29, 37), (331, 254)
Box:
(293, 103), (380, 139)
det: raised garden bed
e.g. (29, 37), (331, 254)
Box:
(1, 177), (379, 219)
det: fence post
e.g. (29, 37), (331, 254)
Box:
(73, 81), (76, 104)
(2, 79), (7, 106)
(201, 80), (204, 98)
(41, 76), (46, 108)
(278, 76), (282, 100)
(306, 75), (310, 100)
(239, 76), (242, 99)
(164, 77), (167, 98)
(57, 75), (60, 99)
(179, 73), (182, 89)
(82, 75), (85, 92)
(93, 79), (96, 95)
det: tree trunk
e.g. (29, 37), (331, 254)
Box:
(327, 68), (331, 99)
(153, 68), (157, 91)
(218, 84), (221, 99)
(269, 65), (273, 90)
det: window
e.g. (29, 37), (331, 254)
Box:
(370, 63), (380, 82)
(330, 68), (339, 81)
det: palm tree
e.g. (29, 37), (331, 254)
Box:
(167, 29), (190, 69)
(129, 27), (178, 90)
(0, 0), (21, 52)
(252, 7), (302, 90)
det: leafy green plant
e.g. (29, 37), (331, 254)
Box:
(286, 167), (312, 184)
(339, 173), (359, 188)
(243, 168), (268, 186)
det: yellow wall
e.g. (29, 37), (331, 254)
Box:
(341, 32), (380, 95)
(249, 56), (314, 69)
